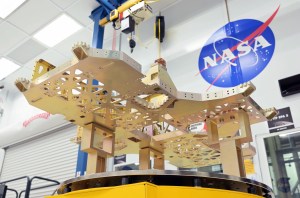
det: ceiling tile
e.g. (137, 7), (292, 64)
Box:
(54, 29), (92, 58)
(7, 0), (61, 34)
(66, 0), (100, 26)
(0, 21), (27, 55)
(24, 49), (69, 70)
(50, 0), (79, 9)
(8, 39), (47, 64)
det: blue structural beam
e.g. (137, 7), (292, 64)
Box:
(97, 0), (116, 11)
(75, 145), (88, 177)
(91, 7), (105, 48)
(75, 0), (126, 177)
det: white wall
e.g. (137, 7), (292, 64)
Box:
(0, 149), (5, 174)
(0, 88), (68, 147)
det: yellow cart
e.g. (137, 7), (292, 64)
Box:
(48, 170), (273, 198)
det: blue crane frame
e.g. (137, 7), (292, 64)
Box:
(75, 0), (127, 177)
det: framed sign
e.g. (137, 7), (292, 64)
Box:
(268, 107), (294, 133)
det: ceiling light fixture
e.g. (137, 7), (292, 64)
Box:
(0, 58), (21, 80)
(0, 0), (26, 19)
(279, 131), (300, 138)
(33, 14), (82, 47)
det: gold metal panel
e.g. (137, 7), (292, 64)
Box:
(16, 45), (277, 168)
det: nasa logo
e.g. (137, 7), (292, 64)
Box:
(198, 6), (280, 89)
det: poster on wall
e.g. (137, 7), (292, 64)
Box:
(114, 154), (126, 165)
(267, 107), (294, 133)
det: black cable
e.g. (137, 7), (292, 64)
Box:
(225, 0), (231, 23)
(113, 26), (121, 30)
(112, 21), (121, 30)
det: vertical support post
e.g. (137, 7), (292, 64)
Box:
(86, 152), (106, 174)
(139, 147), (164, 170)
(207, 119), (219, 143)
(81, 127), (99, 174)
(75, 3), (108, 176)
(139, 148), (151, 170)
(153, 154), (164, 170)
(153, 148), (164, 170)
(238, 110), (252, 143)
(220, 140), (245, 177)
(75, 126), (87, 177)
(81, 124), (114, 174)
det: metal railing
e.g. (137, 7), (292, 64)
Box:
(292, 180), (300, 197)
(0, 176), (60, 198)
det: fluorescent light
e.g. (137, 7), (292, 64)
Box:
(0, 58), (20, 80)
(33, 14), (82, 47)
(0, 0), (26, 19)
(279, 131), (300, 137)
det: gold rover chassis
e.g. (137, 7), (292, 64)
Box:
(16, 43), (276, 180)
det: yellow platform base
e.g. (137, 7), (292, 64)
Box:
(47, 182), (263, 198)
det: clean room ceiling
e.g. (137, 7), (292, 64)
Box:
(0, 0), (179, 90)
